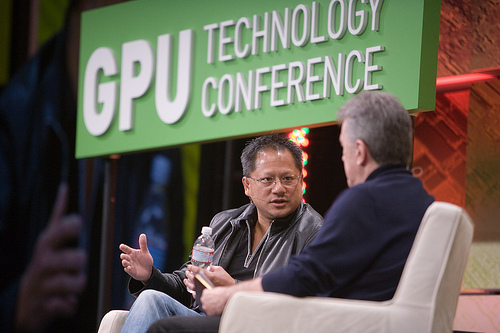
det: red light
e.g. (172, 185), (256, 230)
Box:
(436, 72), (499, 93)
(289, 127), (310, 201)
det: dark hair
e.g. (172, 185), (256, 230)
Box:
(337, 91), (413, 167)
(240, 133), (303, 176)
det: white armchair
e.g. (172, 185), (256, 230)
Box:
(97, 310), (128, 333)
(219, 202), (474, 333)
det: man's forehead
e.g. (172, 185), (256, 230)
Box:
(256, 148), (287, 157)
(253, 149), (297, 168)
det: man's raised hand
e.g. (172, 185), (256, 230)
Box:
(119, 233), (154, 283)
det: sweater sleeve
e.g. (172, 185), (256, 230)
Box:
(262, 188), (380, 297)
(128, 265), (194, 307)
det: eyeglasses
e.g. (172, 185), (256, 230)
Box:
(246, 175), (302, 188)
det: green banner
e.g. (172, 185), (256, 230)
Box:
(76, 0), (441, 158)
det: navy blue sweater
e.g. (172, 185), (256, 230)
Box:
(262, 165), (434, 301)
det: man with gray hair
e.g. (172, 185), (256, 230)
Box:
(147, 91), (435, 332)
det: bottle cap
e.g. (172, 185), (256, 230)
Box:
(201, 226), (212, 236)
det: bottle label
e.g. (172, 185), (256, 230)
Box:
(191, 247), (214, 267)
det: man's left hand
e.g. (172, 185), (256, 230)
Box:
(200, 277), (264, 316)
(200, 287), (233, 316)
(187, 264), (235, 287)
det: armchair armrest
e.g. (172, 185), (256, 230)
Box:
(219, 292), (401, 333)
(97, 310), (129, 333)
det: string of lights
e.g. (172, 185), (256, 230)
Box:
(288, 128), (310, 200)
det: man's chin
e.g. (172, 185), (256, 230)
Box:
(269, 206), (294, 219)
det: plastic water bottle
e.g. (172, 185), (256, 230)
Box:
(191, 226), (215, 269)
(187, 226), (215, 293)
(134, 154), (172, 272)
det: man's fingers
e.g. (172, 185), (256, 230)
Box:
(46, 215), (83, 249)
(39, 248), (87, 276)
(187, 264), (201, 274)
(119, 243), (133, 254)
(185, 270), (196, 285)
(42, 271), (87, 296)
(183, 278), (196, 296)
(120, 252), (130, 262)
(48, 183), (69, 227)
(44, 183), (83, 250)
(183, 277), (194, 288)
(138, 233), (149, 253)
(124, 265), (134, 275)
(44, 294), (79, 317)
(121, 258), (131, 268)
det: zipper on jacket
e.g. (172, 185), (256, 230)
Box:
(244, 219), (267, 267)
(252, 220), (273, 277)
(216, 222), (236, 266)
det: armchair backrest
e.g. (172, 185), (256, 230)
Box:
(392, 201), (474, 332)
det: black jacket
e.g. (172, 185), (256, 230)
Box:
(128, 202), (323, 308)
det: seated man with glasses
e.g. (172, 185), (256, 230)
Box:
(118, 133), (324, 333)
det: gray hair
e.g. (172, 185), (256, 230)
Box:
(337, 91), (413, 166)
(241, 133), (303, 176)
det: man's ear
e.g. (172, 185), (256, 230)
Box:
(355, 139), (369, 166)
(242, 177), (251, 197)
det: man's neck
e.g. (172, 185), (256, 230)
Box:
(251, 219), (271, 254)
(359, 160), (380, 185)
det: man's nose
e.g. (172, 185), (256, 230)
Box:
(271, 179), (286, 191)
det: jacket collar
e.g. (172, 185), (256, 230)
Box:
(366, 164), (409, 181)
(230, 202), (305, 233)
